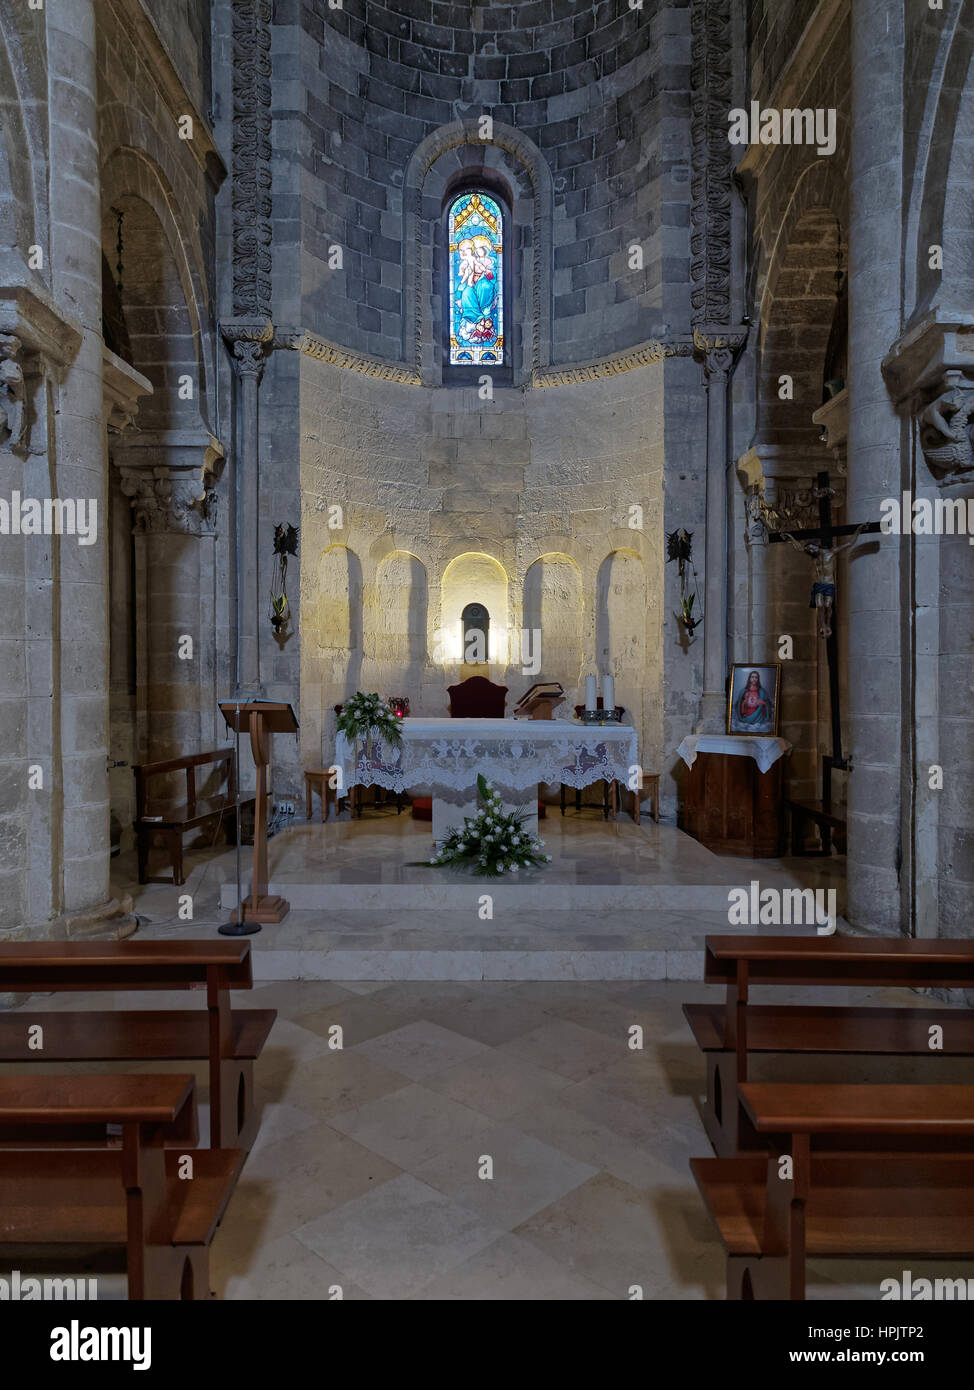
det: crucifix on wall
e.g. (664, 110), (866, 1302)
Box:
(767, 469), (882, 771)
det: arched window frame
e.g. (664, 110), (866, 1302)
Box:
(441, 183), (513, 388)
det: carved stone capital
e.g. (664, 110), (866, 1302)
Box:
(223, 319), (274, 382)
(883, 312), (974, 482)
(113, 430), (226, 534)
(232, 338), (268, 381)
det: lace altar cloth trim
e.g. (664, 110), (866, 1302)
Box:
(333, 719), (639, 794)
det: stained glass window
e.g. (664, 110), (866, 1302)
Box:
(448, 191), (504, 366)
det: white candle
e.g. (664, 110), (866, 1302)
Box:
(603, 673), (615, 712)
(585, 674), (597, 711)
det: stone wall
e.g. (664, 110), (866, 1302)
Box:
(271, 0), (684, 365)
(287, 350), (665, 801)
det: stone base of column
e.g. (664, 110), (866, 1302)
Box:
(695, 691), (728, 734)
(61, 894), (139, 941)
(0, 897), (139, 1010)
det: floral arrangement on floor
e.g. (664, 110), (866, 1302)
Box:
(336, 691), (404, 753)
(428, 774), (552, 877)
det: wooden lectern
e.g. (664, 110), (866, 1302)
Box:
(219, 700), (298, 924)
(513, 682), (565, 720)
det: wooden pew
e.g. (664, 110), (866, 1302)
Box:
(0, 941), (275, 1152)
(692, 1081), (974, 1299)
(684, 935), (974, 1155)
(134, 747), (255, 886)
(0, 1072), (241, 1300)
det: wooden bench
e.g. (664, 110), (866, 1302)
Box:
(693, 1081), (974, 1299)
(784, 797), (846, 855)
(0, 1072), (241, 1300)
(685, 935), (974, 1155)
(0, 940), (275, 1152)
(134, 748), (255, 885)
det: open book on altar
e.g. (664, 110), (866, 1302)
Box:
(513, 681), (565, 719)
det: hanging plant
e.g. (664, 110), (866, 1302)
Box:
(270, 523), (298, 635)
(667, 527), (703, 637)
(421, 774), (551, 877)
(336, 691), (404, 753)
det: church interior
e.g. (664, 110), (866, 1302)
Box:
(1, 0), (974, 1314)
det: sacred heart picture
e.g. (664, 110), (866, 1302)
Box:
(727, 663), (781, 736)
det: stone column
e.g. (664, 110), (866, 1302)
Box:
(697, 346), (733, 730)
(846, 0), (907, 933)
(226, 334), (269, 697)
(47, 0), (118, 922)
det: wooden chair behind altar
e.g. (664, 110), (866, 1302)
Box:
(446, 675), (508, 718)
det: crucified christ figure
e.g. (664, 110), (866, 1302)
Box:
(780, 525), (866, 638)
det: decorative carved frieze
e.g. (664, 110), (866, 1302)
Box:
(690, 0), (734, 329)
(273, 328), (422, 384)
(230, 0), (273, 320)
(272, 325), (706, 387)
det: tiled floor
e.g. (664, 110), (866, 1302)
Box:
(10, 976), (973, 1299)
(115, 813), (848, 980)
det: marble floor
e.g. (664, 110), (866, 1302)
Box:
(115, 811), (848, 981)
(12, 977), (971, 1300)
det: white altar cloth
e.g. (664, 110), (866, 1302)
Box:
(334, 717), (640, 843)
(334, 717), (639, 793)
(676, 733), (792, 775)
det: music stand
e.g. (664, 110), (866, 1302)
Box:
(218, 700), (298, 933)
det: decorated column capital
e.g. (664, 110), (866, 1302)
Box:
(883, 313), (974, 482)
(113, 431), (226, 535)
(0, 334), (27, 452)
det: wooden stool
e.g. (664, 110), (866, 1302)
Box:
(642, 773), (660, 823)
(304, 769), (334, 822)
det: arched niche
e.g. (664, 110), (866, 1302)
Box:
(522, 553), (583, 692)
(372, 550), (428, 690)
(596, 549), (647, 693)
(316, 544), (363, 652)
(440, 552), (509, 666)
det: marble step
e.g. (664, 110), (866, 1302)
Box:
(217, 878), (840, 914)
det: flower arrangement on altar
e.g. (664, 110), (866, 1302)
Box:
(336, 691), (404, 753)
(427, 774), (551, 877)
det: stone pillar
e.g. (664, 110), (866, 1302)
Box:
(47, 0), (116, 919)
(846, 0), (907, 933)
(697, 346), (734, 730)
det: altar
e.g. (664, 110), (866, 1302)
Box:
(333, 717), (640, 842)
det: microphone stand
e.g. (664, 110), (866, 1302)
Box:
(219, 700), (261, 936)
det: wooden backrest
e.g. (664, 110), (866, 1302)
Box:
(447, 676), (508, 718)
(0, 939), (254, 994)
(705, 935), (974, 991)
(133, 748), (236, 820)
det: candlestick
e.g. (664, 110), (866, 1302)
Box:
(585, 674), (597, 711)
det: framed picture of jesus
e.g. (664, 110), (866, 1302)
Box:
(727, 663), (781, 736)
